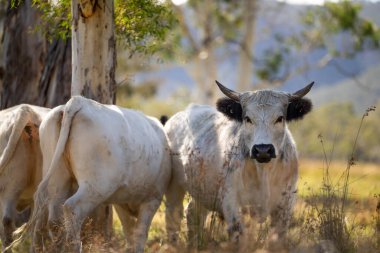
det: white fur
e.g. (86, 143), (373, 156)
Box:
(165, 91), (300, 244)
(27, 96), (171, 252)
(0, 104), (49, 251)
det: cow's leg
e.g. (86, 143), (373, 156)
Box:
(165, 181), (185, 244)
(270, 191), (295, 238)
(62, 184), (107, 253)
(270, 207), (290, 238)
(0, 225), (5, 252)
(47, 202), (66, 252)
(132, 198), (161, 253)
(0, 217), (4, 248)
(186, 198), (208, 248)
(15, 206), (31, 227)
(45, 172), (72, 251)
(114, 204), (137, 249)
(1, 200), (16, 252)
(32, 208), (49, 253)
(222, 195), (242, 243)
(32, 192), (69, 253)
(266, 186), (295, 252)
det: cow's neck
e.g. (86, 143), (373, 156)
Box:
(238, 157), (279, 220)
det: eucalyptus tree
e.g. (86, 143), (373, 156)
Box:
(1, 0), (174, 106)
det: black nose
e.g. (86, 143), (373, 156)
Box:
(251, 144), (276, 163)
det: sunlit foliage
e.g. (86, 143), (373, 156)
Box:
(115, 0), (177, 55)
(300, 0), (380, 56)
(9, 0), (176, 54)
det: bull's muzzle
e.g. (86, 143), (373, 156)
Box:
(251, 144), (276, 163)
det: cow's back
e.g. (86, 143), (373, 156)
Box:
(65, 98), (171, 203)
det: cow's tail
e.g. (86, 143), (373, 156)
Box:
(11, 97), (83, 249)
(0, 105), (40, 175)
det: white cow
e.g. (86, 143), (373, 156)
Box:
(0, 104), (49, 251)
(15, 96), (171, 252)
(165, 81), (313, 245)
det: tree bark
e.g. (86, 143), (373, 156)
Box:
(188, 0), (218, 105)
(0, 0), (72, 109)
(237, 0), (256, 92)
(202, 0), (218, 104)
(71, 0), (116, 104)
(0, 0), (46, 109)
(38, 39), (72, 107)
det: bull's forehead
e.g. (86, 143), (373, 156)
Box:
(240, 90), (289, 119)
(241, 90), (289, 105)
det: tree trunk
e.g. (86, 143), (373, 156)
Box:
(0, 0), (72, 109)
(203, 1), (218, 104)
(71, 0), (116, 240)
(0, 0), (46, 109)
(237, 0), (256, 92)
(71, 0), (116, 104)
(38, 39), (72, 107)
(189, 0), (218, 105)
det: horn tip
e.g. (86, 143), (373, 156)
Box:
(306, 81), (315, 92)
(214, 80), (240, 101)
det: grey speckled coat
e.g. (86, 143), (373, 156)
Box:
(164, 81), (313, 244)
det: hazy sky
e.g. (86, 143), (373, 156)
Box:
(278, 0), (336, 4)
(278, 0), (379, 5)
(170, 0), (380, 6)
(277, 0), (337, 5)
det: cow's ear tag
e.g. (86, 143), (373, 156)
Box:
(286, 97), (312, 121)
(216, 97), (243, 122)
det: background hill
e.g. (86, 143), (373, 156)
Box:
(310, 63), (380, 113)
(125, 0), (380, 109)
(115, 0), (380, 163)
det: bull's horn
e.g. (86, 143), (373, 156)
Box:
(215, 80), (240, 101)
(292, 81), (314, 98)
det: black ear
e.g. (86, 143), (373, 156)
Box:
(286, 97), (312, 121)
(216, 97), (243, 122)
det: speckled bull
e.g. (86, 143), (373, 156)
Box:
(15, 96), (171, 253)
(164, 81), (313, 244)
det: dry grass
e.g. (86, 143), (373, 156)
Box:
(79, 157), (377, 253)
(6, 159), (380, 252)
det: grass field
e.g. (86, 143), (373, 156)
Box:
(137, 159), (380, 252)
(9, 159), (380, 253)
(298, 159), (380, 198)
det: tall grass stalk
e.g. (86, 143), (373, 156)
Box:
(341, 106), (376, 214)
(312, 106), (376, 253)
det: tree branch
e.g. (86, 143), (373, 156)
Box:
(172, 4), (200, 55)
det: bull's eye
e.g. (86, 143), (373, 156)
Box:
(275, 116), (284, 124)
(244, 116), (252, 124)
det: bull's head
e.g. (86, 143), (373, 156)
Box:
(215, 80), (313, 163)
